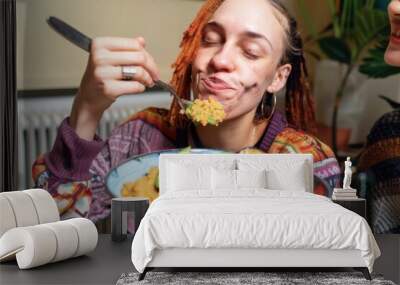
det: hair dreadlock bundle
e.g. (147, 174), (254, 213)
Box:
(274, 4), (316, 133)
(285, 51), (316, 133)
(167, 0), (224, 128)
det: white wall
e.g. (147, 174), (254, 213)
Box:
(16, 0), (204, 90)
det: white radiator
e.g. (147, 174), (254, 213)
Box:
(18, 93), (172, 189)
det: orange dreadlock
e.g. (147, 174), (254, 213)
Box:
(279, 2), (317, 133)
(167, 0), (316, 133)
(166, 0), (224, 128)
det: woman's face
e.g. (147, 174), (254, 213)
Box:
(385, 0), (400, 66)
(191, 0), (291, 120)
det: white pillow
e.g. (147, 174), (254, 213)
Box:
(167, 163), (212, 191)
(266, 167), (307, 191)
(212, 168), (237, 190)
(237, 159), (308, 191)
(211, 169), (267, 190)
(236, 169), (267, 189)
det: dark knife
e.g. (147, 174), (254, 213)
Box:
(47, 16), (91, 52)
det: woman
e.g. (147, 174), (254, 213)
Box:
(357, 0), (400, 234)
(33, 0), (340, 221)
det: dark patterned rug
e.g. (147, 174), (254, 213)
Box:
(116, 271), (396, 285)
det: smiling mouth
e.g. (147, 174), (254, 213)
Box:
(390, 30), (400, 45)
(392, 30), (400, 37)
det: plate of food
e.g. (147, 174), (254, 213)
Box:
(105, 147), (227, 201)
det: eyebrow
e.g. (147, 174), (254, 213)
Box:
(204, 21), (274, 51)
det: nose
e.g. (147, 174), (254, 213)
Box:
(389, 0), (400, 18)
(209, 43), (236, 72)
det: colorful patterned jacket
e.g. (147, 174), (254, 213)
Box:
(32, 107), (340, 222)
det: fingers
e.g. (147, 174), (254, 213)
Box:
(136, 36), (146, 48)
(140, 49), (159, 80)
(93, 65), (154, 87)
(91, 37), (160, 81)
(102, 80), (146, 100)
(91, 37), (143, 51)
(91, 51), (159, 80)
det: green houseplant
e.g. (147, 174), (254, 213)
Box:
(299, 0), (400, 156)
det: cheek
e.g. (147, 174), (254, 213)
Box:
(223, 85), (264, 119)
(191, 49), (210, 95)
(192, 49), (211, 73)
(223, 61), (276, 118)
(239, 60), (276, 88)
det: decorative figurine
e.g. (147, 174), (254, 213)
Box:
(332, 156), (358, 200)
(343, 157), (354, 190)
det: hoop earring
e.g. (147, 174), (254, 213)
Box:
(260, 93), (276, 121)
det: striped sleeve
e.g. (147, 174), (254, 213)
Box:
(269, 128), (341, 196)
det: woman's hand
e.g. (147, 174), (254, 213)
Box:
(70, 36), (160, 140)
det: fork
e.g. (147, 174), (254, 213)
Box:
(154, 80), (192, 110)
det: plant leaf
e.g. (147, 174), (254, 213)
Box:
(353, 7), (389, 49)
(359, 40), (400, 78)
(328, 0), (341, 37)
(297, 0), (317, 39)
(378, 95), (400, 109)
(318, 36), (352, 63)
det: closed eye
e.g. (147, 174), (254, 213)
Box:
(243, 48), (260, 59)
(242, 43), (264, 60)
(201, 31), (223, 45)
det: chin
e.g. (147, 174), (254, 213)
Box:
(385, 47), (400, 67)
(196, 92), (234, 103)
(222, 107), (252, 123)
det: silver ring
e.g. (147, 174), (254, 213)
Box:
(121, 66), (137, 81)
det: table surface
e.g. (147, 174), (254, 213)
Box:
(0, 234), (134, 285)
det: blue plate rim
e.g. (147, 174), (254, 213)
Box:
(104, 148), (227, 197)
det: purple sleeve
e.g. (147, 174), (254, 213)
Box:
(33, 116), (174, 222)
(44, 117), (106, 181)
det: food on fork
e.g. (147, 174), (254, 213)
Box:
(183, 97), (226, 126)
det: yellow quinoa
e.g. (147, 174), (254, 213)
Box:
(184, 97), (226, 126)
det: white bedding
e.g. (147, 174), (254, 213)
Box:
(131, 190), (380, 273)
